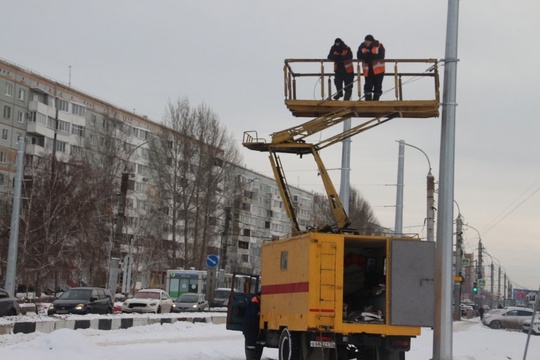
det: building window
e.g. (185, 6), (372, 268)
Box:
(47, 116), (56, 128)
(55, 140), (67, 153)
(265, 221), (270, 229)
(242, 228), (251, 237)
(72, 104), (85, 117)
(3, 106), (11, 119)
(238, 241), (249, 250)
(0, 152), (7, 164)
(70, 145), (84, 157)
(57, 119), (70, 133)
(138, 129), (148, 140)
(137, 164), (151, 176)
(27, 112), (36, 122)
(2, 129), (8, 141)
(17, 111), (24, 123)
(5, 83), (13, 96)
(90, 114), (97, 127)
(71, 124), (84, 137)
(18, 89), (25, 101)
(57, 99), (69, 112)
(0, 173), (5, 185)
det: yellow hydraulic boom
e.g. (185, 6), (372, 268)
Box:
(243, 58), (440, 235)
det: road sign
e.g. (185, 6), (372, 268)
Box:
(478, 278), (486, 287)
(462, 258), (470, 266)
(206, 254), (219, 268)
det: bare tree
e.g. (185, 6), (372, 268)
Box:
(18, 155), (116, 293)
(148, 97), (241, 269)
(310, 187), (381, 235)
(348, 187), (381, 235)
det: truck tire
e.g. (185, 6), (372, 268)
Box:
(279, 328), (300, 360)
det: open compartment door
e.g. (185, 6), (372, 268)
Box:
(389, 240), (435, 327)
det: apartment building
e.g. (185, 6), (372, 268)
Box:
(0, 58), (316, 287)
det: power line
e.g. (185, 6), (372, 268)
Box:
(481, 178), (540, 235)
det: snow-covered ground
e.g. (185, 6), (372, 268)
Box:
(0, 316), (539, 359)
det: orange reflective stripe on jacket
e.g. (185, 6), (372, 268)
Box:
(361, 43), (385, 76)
(333, 49), (354, 74)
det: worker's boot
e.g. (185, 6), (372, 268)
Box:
(373, 92), (382, 101)
(344, 90), (352, 101)
(245, 347), (262, 360)
(364, 92), (373, 101)
(333, 91), (343, 100)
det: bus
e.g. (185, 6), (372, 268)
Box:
(166, 270), (207, 299)
(166, 269), (258, 299)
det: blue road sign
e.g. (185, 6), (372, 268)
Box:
(206, 254), (219, 268)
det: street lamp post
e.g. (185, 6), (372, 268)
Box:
(395, 140), (436, 241)
(108, 140), (150, 294)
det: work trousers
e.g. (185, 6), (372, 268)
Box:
(363, 72), (384, 100)
(334, 72), (355, 100)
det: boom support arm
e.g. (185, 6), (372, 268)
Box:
(269, 144), (350, 234)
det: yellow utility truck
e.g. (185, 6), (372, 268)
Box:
(260, 232), (433, 359)
(227, 58), (439, 360)
(227, 231), (434, 359)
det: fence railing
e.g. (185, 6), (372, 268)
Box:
(283, 58), (440, 102)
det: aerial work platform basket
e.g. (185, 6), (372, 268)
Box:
(283, 58), (440, 119)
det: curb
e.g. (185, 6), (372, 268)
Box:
(0, 314), (226, 335)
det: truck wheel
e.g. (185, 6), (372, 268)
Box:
(279, 328), (300, 360)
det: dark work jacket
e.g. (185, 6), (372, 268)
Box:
(357, 40), (386, 75)
(327, 44), (354, 74)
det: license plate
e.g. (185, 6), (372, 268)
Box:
(56, 310), (68, 314)
(310, 341), (336, 348)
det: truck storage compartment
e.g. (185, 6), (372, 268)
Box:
(342, 237), (387, 324)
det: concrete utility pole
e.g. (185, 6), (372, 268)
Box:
(433, 0), (460, 358)
(453, 215), (463, 320)
(490, 262), (495, 309)
(339, 119), (352, 215)
(398, 140), (435, 241)
(498, 266), (502, 307)
(5, 136), (25, 297)
(477, 240), (484, 307)
(394, 140), (405, 236)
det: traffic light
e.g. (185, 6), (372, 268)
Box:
(473, 281), (478, 294)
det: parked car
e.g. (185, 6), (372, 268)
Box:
(122, 289), (174, 314)
(482, 306), (535, 330)
(174, 293), (208, 312)
(48, 287), (113, 315)
(522, 318), (540, 335)
(460, 303), (475, 317)
(0, 288), (21, 316)
(209, 288), (231, 308)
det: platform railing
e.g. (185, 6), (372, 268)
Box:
(283, 58), (440, 102)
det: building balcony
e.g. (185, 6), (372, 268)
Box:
(26, 121), (55, 138)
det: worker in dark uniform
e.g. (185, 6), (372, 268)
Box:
(327, 38), (355, 100)
(357, 34), (386, 100)
(242, 293), (263, 360)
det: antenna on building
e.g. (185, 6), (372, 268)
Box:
(68, 65), (72, 86)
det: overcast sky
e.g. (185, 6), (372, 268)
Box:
(1, 1), (539, 289)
